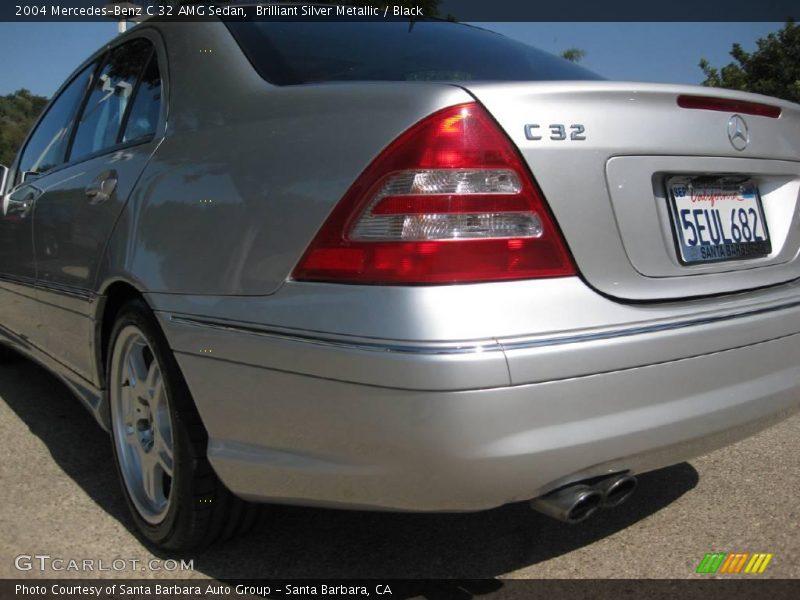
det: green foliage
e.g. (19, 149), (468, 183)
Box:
(0, 89), (49, 167)
(699, 20), (800, 103)
(560, 48), (586, 63)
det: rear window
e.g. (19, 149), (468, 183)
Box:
(225, 20), (603, 85)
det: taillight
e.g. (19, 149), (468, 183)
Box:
(292, 102), (575, 284)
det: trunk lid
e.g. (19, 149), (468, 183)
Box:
(460, 81), (800, 300)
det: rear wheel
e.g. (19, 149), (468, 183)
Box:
(107, 299), (259, 550)
(0, 344), (20, 363)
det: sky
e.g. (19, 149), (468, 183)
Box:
(0, 21), (784, 97)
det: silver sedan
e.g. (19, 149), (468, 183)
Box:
(1, 17), (799, 550)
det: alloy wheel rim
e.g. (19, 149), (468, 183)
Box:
(110, 326), (174, 524)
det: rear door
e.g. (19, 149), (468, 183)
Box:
(32, 33), (166, 382)
(0, 61), (95, 348)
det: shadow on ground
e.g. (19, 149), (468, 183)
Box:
(0, 356), (699, 580)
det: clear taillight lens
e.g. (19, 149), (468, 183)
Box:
(350, 169), (543, 241)
(293, 103), (575, 284)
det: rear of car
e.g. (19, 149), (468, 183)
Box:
(136, 18), (800, 517)
(7, 16), (799, 550)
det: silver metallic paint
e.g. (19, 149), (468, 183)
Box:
(174, 332), (800, 510)
(0, 19), (799, 510)
(463, 82), (800, 300)
(154, 277), (800, 390)
(105, 22), (473, 297)
(607, 157), (800, 278)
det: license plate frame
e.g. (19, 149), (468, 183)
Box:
(666, 175), (771, 266)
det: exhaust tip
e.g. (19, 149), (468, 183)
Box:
(599, 474), (638, 508)
(565, 489), (603, 523)
(530, 484), (603, 524)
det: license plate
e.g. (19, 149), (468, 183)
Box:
(667, 176), (771, 265)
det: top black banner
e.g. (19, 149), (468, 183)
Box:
(1, 0), (797, 22)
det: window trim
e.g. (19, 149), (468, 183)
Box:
(12, 60), (97, 186)
(9, 27), (169, 189)
(63, 55), (107, 167)
(66, 40), (156, 165)
(116, 46), (158, 146)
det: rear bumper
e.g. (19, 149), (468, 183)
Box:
(158, 285), (800, 510)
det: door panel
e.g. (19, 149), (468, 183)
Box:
(0, 63), (97, 349)
(34, 142), (160, 381)
(33, 37), (164, 382)
(0, 182), (40, 344)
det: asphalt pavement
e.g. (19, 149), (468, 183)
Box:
(1, 356), (798, 581)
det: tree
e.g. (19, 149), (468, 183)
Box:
(0, 89), (49, 167)
(560, 48), (586, 63)
(699, 20), (800, 103)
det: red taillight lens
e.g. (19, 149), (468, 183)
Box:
(292, 102), (575, 284)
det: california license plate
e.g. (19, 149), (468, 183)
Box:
(667, 176), (771, 265)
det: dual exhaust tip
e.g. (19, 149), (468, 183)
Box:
(530, 473), (638, 524)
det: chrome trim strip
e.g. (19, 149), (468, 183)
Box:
(0, 273), (37, 290)
(502, 297), (800, 351)
(170, 296), (800, 356)
(0, 273), (99, 301)
(35, 280), (98, 302)
(0, 273), (98, 302)
(169, 316), (500, 355)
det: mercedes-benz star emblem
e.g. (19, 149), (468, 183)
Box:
(727, 114), (749, 151)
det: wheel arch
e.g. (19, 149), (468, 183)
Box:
(95, 278), (152, 389)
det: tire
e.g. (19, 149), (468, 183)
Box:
(107, 298), (260, 550)
(0, 344), (20, 363)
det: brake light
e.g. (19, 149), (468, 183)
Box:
(677, 95), (781, 118)
(292, 102), (575, 284)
